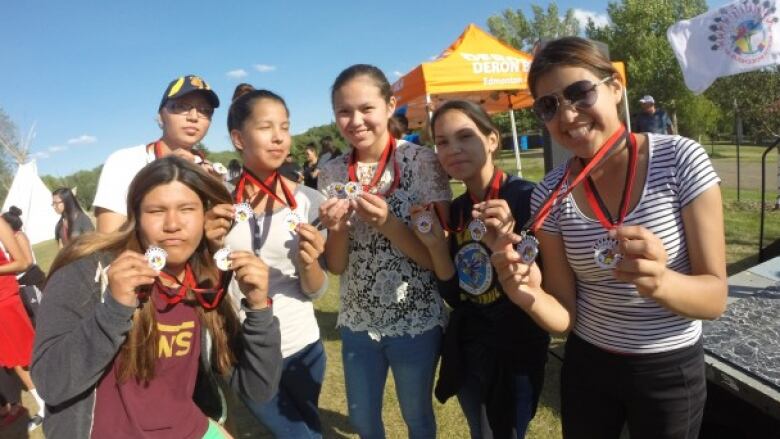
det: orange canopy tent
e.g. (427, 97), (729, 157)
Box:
(391, 24), (627, 175)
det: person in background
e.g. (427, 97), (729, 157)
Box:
(318, 136), (340, 165)
(634, 95), (673, 135)
(52, 188), (94, 249)
(0, 214), (39, 431)
(278, 154), (304, 183)
(303, 142), (320, 189)
(93, 74), (222, 233)
(228, 159), (243, 185)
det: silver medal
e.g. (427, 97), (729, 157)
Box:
(593, 237), (622, 269)
(285, 211), (304, 233)
(468, 219), (487, 242)
(344, 182), (362, 200)
(415, 212), (434, 234)
(516, 233), (540, 264)
(234, 202), (254, 223)
(144, 246), (168, 273)
(213, 246), (232, 271)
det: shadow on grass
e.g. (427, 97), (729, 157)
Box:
(315, 309), (341, 341)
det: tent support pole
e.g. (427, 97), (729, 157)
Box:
(509, 107), (522, 177)
(426, 94), (434, 152)
(623, 87), (631, 132)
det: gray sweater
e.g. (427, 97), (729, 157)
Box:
(31, 253), (282, 438)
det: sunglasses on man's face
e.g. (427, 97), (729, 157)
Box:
(532, 76), (613, 122)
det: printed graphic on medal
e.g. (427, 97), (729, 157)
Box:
(344, 182), (362, 199)
(455, 242), (493, 296)
(285, 211), (304, 232)
(234, 202), (254, 223)
(593, 237), (622, 269)
(415, 212), (434, 234)
(468, 219), (487, 242)
(516, 233), (540, 264)
(145, 246), (168, 273)
(328, 182), (347, 199)
(213, 247), (232, 271)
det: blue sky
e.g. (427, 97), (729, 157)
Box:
(2, 0), (721, 177)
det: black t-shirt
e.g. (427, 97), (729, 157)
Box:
(278, 162), (303, 183)
(303, 161), (318, 188)
(438, 175), (549, 369)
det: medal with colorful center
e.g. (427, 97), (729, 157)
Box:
(285, 211), (304, 233)
(234, 202), (254, 223)
(213, 246), (232, 271)
(145, 246), (167, 273)
(344, 181), (362, 199)
(516, 232), (540, 264)
(415, 211), (434, 234)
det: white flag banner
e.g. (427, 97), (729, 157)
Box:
(668, 0), (780, 94)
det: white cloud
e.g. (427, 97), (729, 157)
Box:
(32, 151), (50, 159)
(48, 145), (67, 152)
(254, 64), (277, 73)
(67, 134), (97, 145)
(572, 9), (609, 28)
(393, 71), (403, 78)
(226, 69), (248, 79)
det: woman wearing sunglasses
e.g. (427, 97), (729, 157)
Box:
(32, 156), (282, 439)
(491, 37), (727, 439)
(94, 75), (223, 234)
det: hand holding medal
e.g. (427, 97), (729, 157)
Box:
(608, 225), (670, 298)
(410, 203), (446, 246)
(352, 191), (390, 229)
(229, 250), (270, 309)
(471, 199), (515, 250)
(488, 232), (544, 309)
(204, 203), (239, 251)
(107, 250), (159, 307)
(318, 198), (352, 232)
(296, 223), (326, 269)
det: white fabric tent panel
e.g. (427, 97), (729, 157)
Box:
(1, 160), (59, 245)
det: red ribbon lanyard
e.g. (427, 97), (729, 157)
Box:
(429, 202), (465, 233)
(469, 168), (503, 204)
(146, 141), (164, 160)
(526, 125), (628, 233)
(347, 136), (400, 196)
(235, 169), (298, 210)
(582, 133), (638, 230)
(156, 264), (225, 310)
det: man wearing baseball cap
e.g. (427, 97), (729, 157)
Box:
(635, 95), (674, 135)
(93, 75), (221, 233)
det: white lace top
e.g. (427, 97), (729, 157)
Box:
(318, 140), (452, 340)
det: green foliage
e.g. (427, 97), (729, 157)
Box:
(586, 0), (708, 114)
(487, 2), (580, 52)
(704, 67), (780, 142)
(0, 109), (21, 204)
(675, 94), (722, 139)
(290, 123), (346, 163)
(491, 109), (541, 137)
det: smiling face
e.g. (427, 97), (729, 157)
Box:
(332, 75), (396, 158)
(159, 93), (213, 150)
(231, 98), (291, 176)
(138, 181), (204, 270)
(533, 66), (623, 159)
(433, 109), (498, 183)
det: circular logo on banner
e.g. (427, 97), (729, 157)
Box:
(709, 1), (778, 64)
(455, 242), (493, 296)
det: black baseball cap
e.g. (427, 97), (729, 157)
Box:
(159, 75), (220, 111)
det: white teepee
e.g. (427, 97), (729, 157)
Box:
(0, 125), (59, 244)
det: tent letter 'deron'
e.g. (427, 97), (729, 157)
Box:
(392, 24), (628, 176)
(392, 24), (534, 174)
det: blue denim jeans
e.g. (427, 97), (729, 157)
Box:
(457, 371), (537, 439)
(243, 340), (326, 439)
(340, 326), (441, 439)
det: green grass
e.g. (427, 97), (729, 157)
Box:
(25, 149), (780, 439)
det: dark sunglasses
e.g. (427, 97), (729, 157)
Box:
(532, 76), (613, 122)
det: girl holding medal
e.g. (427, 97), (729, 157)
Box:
(32, 157), (282, 439)
(317, 64), (451, 438)
(491, 37), (727, 439)
(204, 85), (329, 438)
(409, 100), (549, 438)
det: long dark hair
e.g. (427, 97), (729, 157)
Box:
(431, 100), (499, 139)
(49, 156), (240, 382)
(52, 187), (87, 239)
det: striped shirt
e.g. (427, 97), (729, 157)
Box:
(531, 134), (720, 354)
